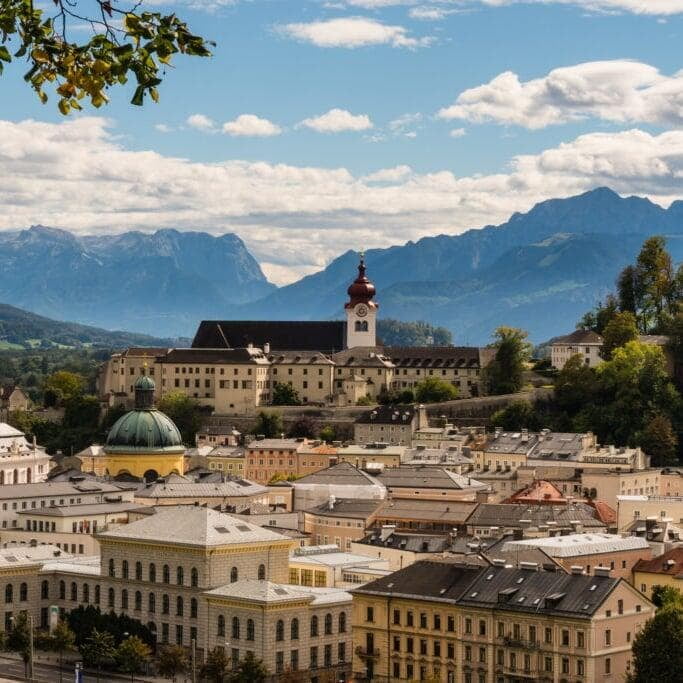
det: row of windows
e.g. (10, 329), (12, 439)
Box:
(1, 496), (84, 511)
(274, 643), (345, 673)
(217, 613), (346, 640)
(108, 560), (266, 584)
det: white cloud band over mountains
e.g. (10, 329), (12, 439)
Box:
(438, 60), (683, 129)
(2, 117), (683, 283)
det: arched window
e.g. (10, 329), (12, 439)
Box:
(12, 469), (18, 484)
(135, 562), (142, 581)
(70, 582), (77, 602)
(276, 619), (284, 642)
(176, 596), (183, 617)
(122, 560), (129, 579)
(162, 565), (170, 584)
(162, 594), (169, 615)
(149, 563), (156, 582)
(361, 321), (368, 332)
(354, 320), (361, 331)
(324, 613), (332, 635)
(41, 581), (49, 600)
(258, 564), (266, 580)
(59, 581), (65, 600)
(82, 584), (89, 604)
(135, 591), (142, 611)
(339, 612), (346, 633)
(94, 585), (100, 605)
(149, 593), (156, 613)
(108, 559), (115, 577)
(191, 567), (198, 588)
(108, 588), (115, 608)
(176, 566), (184, 586)
(232, 617), (240, 639)
(291, 618), (299, 640)
(121, 589), (128, 609)
(230, 566), (238, 583)
(217, 615), (225, 637)
(19, 583), (27, 602)
(190, 598), (198, 619)
(246, 619), (255, 641)
(310, 615), (318, 637)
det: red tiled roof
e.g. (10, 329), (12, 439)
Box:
(633, 547), (683, 577)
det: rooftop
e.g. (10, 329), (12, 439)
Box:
(135, 476), (267, 499)
(206, 580), (351, 605)
(358, 531), (451, 553)
(291, 545), (385, 568)
(374, 466), (486, 490)
(247, 438), (307, 451)
(483, 431), (538, 455)
(553, 329), (603, 345)
(0, 544), (73, 568)
(305, 498), (382, 519)
(97, 506), (288, 548)
(375, 498), (476, 523)
(16, 501), (140, 518)
(499, 533), (650, 558)
(633, 547), (683, 577)
(355, 405), (417, 425)
(383, 347), (480, 368)
(293, 461), (384, 488)
(161, 347), (269, 365)
(467, 503), (607, 530)
(0, 481), (126, 500)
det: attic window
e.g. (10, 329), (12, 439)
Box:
(470, 591), (478, 598)
(517, 596), (526, 603)
(589, 584), (597, 591)
(532, 598), (541, 605)
(214, 526), (230, 534)
(486, 574), (494, 581)
(273, 588), (288, 595)
(236, 525), (251, 532)
(516, 577), (524, 584)
(582, 603), (590, 610)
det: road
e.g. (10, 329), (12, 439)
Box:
(0, 658), (161, 683)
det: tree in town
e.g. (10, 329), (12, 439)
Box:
(50, 620), (77, 683)
(5, 611), (31, 678)
(601, 311), (638, 360)
(629, 600), (683, 683)
(200, 647), (230, 683)
(158, 391), (206, 444)
(318, 425), (336, 443)
(638, 415), (679, 467)
(116, 635), (151, 680)
(553, 354), (599, 415)
(0, 0), (212, 113)
(80, 628), (117, 683)
(617, 264), (639, 315)
(156, 644), (189, 681)
(252, 411), (284, 438)
(287, 415), (316, 438)
(577, 294), (619, 334)
(377, 387), (415, 405)
(43, 370), (84, 405)
(651, 585), (683, 609)
(271, 382), (302, 406)
(484, 327), (532, 395)
(229, 651), (268, 682)
(414, 376), (458, 403)
(377, 319), (452, 346)
(490, 400), (537, 431)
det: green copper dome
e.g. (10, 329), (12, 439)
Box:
(104, 373), (184, 454)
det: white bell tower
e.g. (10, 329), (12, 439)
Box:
(345, 253), (378, 348)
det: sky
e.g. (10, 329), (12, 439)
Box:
(1, 0), (683, 284)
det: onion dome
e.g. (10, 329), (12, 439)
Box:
(104, 374), (184, 454)
(346, 254), (377, 307)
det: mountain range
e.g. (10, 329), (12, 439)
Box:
(2, 187), (683, 344)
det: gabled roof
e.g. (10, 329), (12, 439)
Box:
(553, 329), (603, 345)
(160, 348), (269, 364)
(305, 498), (383, 519)
(383, 346), (480, 368)
(192, 320), (346, 353)
(498, 533), (650, 558)
(97, 506), (287, 547)
(467, 503), (606, 529)
(293, 461), (381, 487)
(633, 547), (683, 577)
(355, 405), (417, 425)
(374, 466), (486, 490)
(374, 498), (476, 524)
(206, 580), (351, 605)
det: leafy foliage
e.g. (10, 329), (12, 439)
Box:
(156, 644), (189, 681)
(116, 635), (151, 676)
(271, 382), (302, 406)
(79, 628), (116, 674)
(484, 326), (531, 395)
(601, 311), (638, 360)
(414, 376), (458, 403)
(287, 415), (316, 438)
(377, 386), (415, 405)
(0, 0), (212, 112)
(67, 605), (154, 649)
(651, 585), (683, 609)
(158, 391), (208, 445)
(377, 319), (452, 346)
(251, 411), (284, 438)
(200, 647), (230, 683)
(228, 651), (268, 682)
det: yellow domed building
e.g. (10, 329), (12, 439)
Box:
(102, 374), (185, 481)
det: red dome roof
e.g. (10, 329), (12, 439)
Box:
(346, 256), (376, 306)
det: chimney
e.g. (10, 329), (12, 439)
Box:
(328, 495), (336, 511)
(379, 524), (396, 541)
(594, 566), (611, 577)
(263, 342), (270, 354)
(476, 489), (490, 503)
(519, 561), (538, 571)
(570, 565), (584, 575)
(569, 520), (583, 534)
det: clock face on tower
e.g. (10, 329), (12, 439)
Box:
(356, 304), (368, 317)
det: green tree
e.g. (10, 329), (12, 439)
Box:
(414, 376), (458, 403)
(639, 415), (679, 467)
(617, 264), (639, 314)
(252, 411), (284, 438)
(43, 370), (84, 404)
(80, 628), (116, 683)
(490, 400), (537, 431)
(634, 236), (678, 333)
(553, 354), (599, 415)
(50, 620), (76, 683)
(0, 1), (211, 113)
(629, 602), (683, 683)
(5, 612), (31, 678)
(651, 585), (683, 609)
(116, 635), (151, 681)
(158, 391), (205, 444)
(271, 382), (302, 406)
(229, 651), (268, 682)
(484, 327), (531, 395)
(601, 311), (638, 360)
(577, 294), (619, 334)
(156, 644), (189, 681)
(377, 319), (452, 346)
(318, 425), (336, 443)
(200, 647), (230, 683)
(287, 416), (316, 438)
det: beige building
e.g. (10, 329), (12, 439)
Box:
(551, 329), (604, 370)
(616, 494), (683, 532)
(353, 404), (426, 446)
(581, 469), (662, 508)
(0, 385), (29, 415)
(352, 559), (654, 683)
(632, 547), (683, 600)
(0, 423), (52, 486)
(303, 498), (382, 551)
(336, 443), (405, 470)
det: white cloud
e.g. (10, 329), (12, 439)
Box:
(277, 16), (434, 49)
(438, 60), (683, 129)
(409, 6), (460, 20)
(388, 112), (423, 137)
(154, 124), (174, 134)
(471, 1), (683, 16)
(186, 113), (216, 132)
(222, 114), (282, 137)
(3, 118), (683, 283)
(449, 127), (466, 137)
(299, 108), (373, 133)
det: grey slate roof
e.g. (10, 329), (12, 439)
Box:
(374, 498), (476, 524)
(294, 461), (380, 486)
(135, 478), (267, 499)
(306, 498), (383, 519)
(374, 466), (486, 490)
(355, 405), (417, 425)
(0, 481), (125, 500)
(553, 330), (603, 345)
(467, 503), (606, 529)
(17, 501), (139, 517)
(358, 531), (451, 553)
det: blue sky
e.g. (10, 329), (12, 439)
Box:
(1, 1), (683, 283)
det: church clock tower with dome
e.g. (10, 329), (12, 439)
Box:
(102, 372), (185, 481)
(345, 253), (378, 348)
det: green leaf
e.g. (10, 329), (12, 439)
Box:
(0, 46), (11, 62)
(130, 85), (145, 106)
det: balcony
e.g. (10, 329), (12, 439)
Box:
(355, 645), (380, 660)
(500, 635), (540, 650)
(495, 664), (539, 679)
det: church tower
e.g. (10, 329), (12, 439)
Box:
(345, 253), (378, 348)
